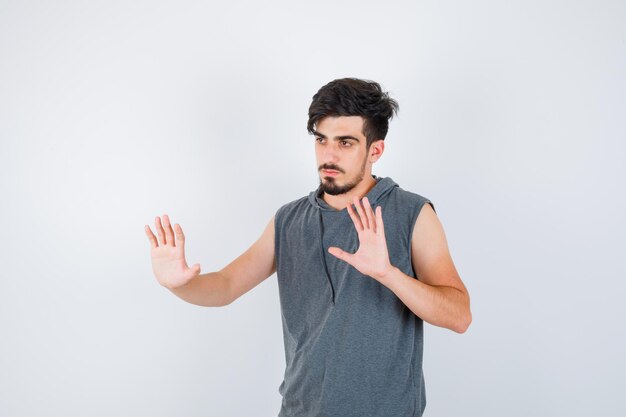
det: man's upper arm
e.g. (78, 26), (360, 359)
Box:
(410, 203), (469, 298)
(219, 215), (276, 304)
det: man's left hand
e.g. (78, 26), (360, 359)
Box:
(328, 196), (394, 283)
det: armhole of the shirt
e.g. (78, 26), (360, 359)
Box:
(407, 197), (435, 280)
(274, 207), (281, 271)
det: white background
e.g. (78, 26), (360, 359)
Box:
(1, 1), (624, 416)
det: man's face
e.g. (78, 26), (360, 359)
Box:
(313, 116), (370, 196)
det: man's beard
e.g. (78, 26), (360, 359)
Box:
(319, 156), (367, 196)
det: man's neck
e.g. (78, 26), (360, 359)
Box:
(322, 174), (378, 211)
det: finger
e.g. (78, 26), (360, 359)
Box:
(362, 197), (376, 233)
(174, 223), (185, 248)
(328, 246), (353, 263)
(145, 225), (158, 248)
(375, 206), (386, 236)
(353, 196), (369, 229)
(186, 263), (201, 279)
(162, 214), (176, 246)
(346, 201), (364, 231)
(155, 216), (167, 245)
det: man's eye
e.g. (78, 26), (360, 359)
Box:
(340, 140), (351, 146)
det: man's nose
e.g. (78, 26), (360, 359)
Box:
(322, 142), (340, 162)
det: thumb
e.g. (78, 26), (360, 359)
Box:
(328, 246), (352, 263)
(189, 263), (201, 275)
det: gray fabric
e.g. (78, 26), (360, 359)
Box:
(274, 175), (435, 417)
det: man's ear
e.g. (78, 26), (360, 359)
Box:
(368, 139), (385, 163)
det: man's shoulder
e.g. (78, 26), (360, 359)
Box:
(391, 184), (434, 212)
(275, 194), (310, 218)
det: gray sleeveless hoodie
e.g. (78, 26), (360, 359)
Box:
(274, 175), (435, 417)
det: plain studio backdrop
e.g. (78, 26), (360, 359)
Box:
(1, 0), (624, 416)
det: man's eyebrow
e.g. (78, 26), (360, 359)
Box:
(313, 130), (360, 142)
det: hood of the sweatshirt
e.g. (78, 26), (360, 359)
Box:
(307, 175), (399, 211)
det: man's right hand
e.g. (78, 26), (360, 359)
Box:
(145, 214), (201, 290)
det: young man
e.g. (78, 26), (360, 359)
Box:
(145, 78), (471, 417)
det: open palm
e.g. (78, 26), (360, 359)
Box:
(145, 214), (201, 290)
(327, 196), (393, 282)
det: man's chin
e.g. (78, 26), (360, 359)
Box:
(320, 182), (351, 196)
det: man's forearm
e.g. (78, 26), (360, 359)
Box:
(168, 271), (232, 307)
(379, 266), (471, 333)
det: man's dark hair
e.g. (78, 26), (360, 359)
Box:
(307, 78), (399, 150)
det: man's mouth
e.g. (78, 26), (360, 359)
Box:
(322, 169), (340, 176)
